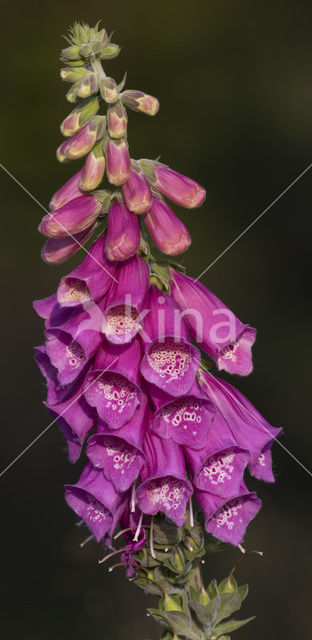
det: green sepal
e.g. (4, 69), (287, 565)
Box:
(214, 592), (243, 625)
(212, 616), (255, 637)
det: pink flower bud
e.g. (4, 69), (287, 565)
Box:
(60, 97), (100, 137)
(121, 166), (152, 214)
(107, 101), (128, 138)
(99, 77), (119, 103)
(139, 160), (206, 208)
(121, 90), (159, 116)
(41, 226), (95, 264)
(49, 170), (83, 210)
(105, 201), (140, 261)
(60, 117), (106, 161)
(39, 195), (102, 238)
(77, 72), (99, 98)
(144, 198), (191, 255)
(80, 143), (105, 191)
(106, 138), (131, 186)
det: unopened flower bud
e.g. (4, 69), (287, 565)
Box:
(139, 159), (206, 208)
(77, 72), (98, 98)
(61, 116), (106, 161)
(78, 43), (91, 58)
(61, 44), (81, 61)
(144, 198), (191, 255)
(60, 67), (86, 83)
(66, 81), (79, 103)
(106, 138), (131, 186)
(56, 140), (69, 163)
(105, 201), (140, 261)
(39, 195), (102, 238)
(122, 165), (152, 214)
(163, 593), (183, 612)
(100, 43), (121, 59)
(60, 96), (100, 137)
(99, 77), (119, 103)
(49, 170), (83, 210)
(80, 142), (105, 191)
(121, 90), (159, 116)
(41, 226), (95, 264)
(107, 101), (128, 138)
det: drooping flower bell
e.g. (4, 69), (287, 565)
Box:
(170, 269), (257, 376)
(140, 286), (201, 397)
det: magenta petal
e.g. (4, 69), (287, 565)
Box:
(33, 294), (58, 319)
(41, 226), (95, 265)
(217, 327), (256, 376)
(196, 486), (262, 545)
(185, 411), (249, 498)
(144, 198), (191, 256)
(65, 462), (127, 542)
(151, 380), (216, 449)
(140, 287), (200, 396)
(86, 396), (147, 491)
(248, 446), (275, 482)
(86, 434), (145, 492)
(105, 201), (140, 261)
(34, 346), (76, 406)
(39, 195), (102, 238)
(45, 331), (87, 385)
(199, 371), (282, 468)
(57, 235), (116, 306)
(49, 170), (84, 210)
(141, 338), (199, 397)
(102, 255), (149, 344)
(46, 380), (96, 462)
(137, 427), (192, 526)
(83, 340), (142, 428)
(170, 269), (256, 377)
(122, 166), (152, 214)
(153, 164), (206, 209)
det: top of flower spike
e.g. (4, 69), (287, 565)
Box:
(61, 21), (120, 64)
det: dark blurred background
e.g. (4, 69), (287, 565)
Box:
(1, 0), (311, 638)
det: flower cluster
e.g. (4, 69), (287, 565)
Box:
(34, 23), (281, 636)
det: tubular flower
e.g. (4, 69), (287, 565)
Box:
(170, 268), (256, 376)
(33, 21), (282, 640)
(144, 197), (191, 255)
(140, 286), (201, 397)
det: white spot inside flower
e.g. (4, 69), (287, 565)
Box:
(203, 451), (235, 486)
(147, 339), (192, 383)
(105, 305), (141, 338)
(215, 497), (243, 530)
(146, 477), (186, 511)
(96, 374), (136, 414)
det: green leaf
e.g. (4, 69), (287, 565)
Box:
(213, 616), (255, 636)
(215, 593), (242, 624)
(190, 595), (221, 630)
(162, 611), (202, 640)
(237, 584), (249, 603)
(153, 518), (183, 546)
(207, 580), (219, 600)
